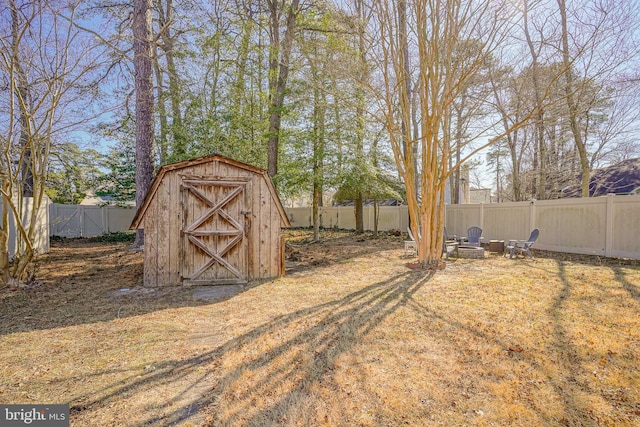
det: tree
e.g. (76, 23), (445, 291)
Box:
(486, 0), (640, 201)
(266, 0), (302, 177)
(555, 0), (638, 197)
(1, 0), (110, 284)
(98, 140), (137, 204)
(369, 0), (536, 266)
(299, 28), (330, 241)
(46, 143), (103, 204)
(486, 140), (508, 203)
(132, 0), (155, 249)
(352, 0), (371, 233)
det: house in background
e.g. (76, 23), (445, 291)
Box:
(470, 188), (492, 203)
(562, 158), (640, 197)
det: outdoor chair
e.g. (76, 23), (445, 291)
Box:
(404, 227), (418, 256)
(442, 227), (459, 259)
(465, 226), (483, 247)
(504, 228), (540, 259)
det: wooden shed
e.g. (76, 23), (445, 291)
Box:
(130, 155), (290, 287)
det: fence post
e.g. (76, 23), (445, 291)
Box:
(79, 205), (84, 237)
(103, 206), (109, 234)
(49, 203), (56, 236)
(529, 199), (536, 231)
(605, 194), (615, 257)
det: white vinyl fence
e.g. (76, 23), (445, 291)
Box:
(444, 194), (640, 259)
(49, 204), (136, 238)
(1, 197), (50, 258)
(286, 205), (411, 232)
(286, 194), (640, 260)
(49, 194), (640, 260)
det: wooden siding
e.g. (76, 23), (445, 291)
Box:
(138, 156), (287, 287)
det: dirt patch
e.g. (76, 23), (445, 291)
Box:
(192, 285), (244, 301)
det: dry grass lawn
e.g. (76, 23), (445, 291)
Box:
(1, 230), (639, 426)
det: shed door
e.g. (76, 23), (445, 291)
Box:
(180, 176), (251, 285)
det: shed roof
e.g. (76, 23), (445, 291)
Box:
(130, 155), (291, 229)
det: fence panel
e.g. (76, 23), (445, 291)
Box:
(50, 196), (640, 259)
(481, 203), (531, 243)
(445, 195), (640, 259)
(285, 207), (311, 228)
(535, 198), (607, 255)
(282, 206), (408, 231)
(1, 197), (50, 258)
(611, 195), (640, 258)
(50, 204), (136, 237)
(106, 206), (137, 234)
(445, 204), (484, 238)
(377, 205), (409, 231)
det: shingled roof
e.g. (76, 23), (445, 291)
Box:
(562, 158), (640, 197)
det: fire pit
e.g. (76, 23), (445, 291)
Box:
(458, 246), (485, 259)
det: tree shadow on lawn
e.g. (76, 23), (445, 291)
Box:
(0, 232), (400, 335)
(68, 269), (434, 426)
(71, 257), (639, 426)
(548, 260), (640, 424)
(614, 267), (640, 303)
(0, 237), (358, 335)
(0, 233), (406, 336)
(0, 240), (209, 335)
(548, 261), (593, 424)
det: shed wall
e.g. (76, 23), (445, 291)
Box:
(141, 158), (285, 286)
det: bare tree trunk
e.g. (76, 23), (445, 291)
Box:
(312, 72), (325, 242)
(557, 0), (590, 197)
(266, 0), (300, 177)
(397, 0), (415, 216)
(4, 0), (35, 284)
(11, 2), (33, 198)
(510, 134), (522, 201)
(490, 71), (523, 201)
(352, 0), (369, 233)
(133, 0), (155, 249)
(523, 0), (546, 200)
(453, 99), (466, 204)
(353, 16), (367, 233)
(0, 179), (8, 284)
(229, 13), (254, 153)
(372, 134), (381, 237)
(153, 41), (169, 164)
(156, 0), (185, 158)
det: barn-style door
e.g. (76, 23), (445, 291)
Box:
(180, 176), (250, 285)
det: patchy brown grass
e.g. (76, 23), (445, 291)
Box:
(1, 230), (639, 426)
